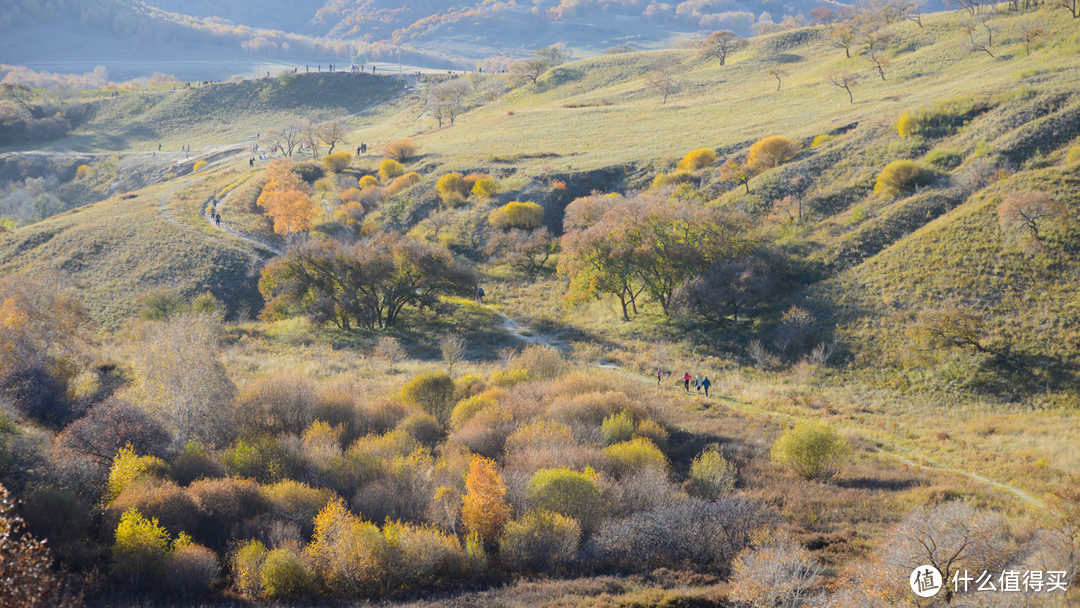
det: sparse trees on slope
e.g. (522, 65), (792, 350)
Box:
(486, 228), (557, 276)
(767, 67), (787, 91)
(826, 71), (860, 104)
(317, 119), (346, 156)
(509, 46), (567, 85)
(428, 80), (470, 128)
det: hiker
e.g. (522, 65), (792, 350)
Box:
(477, 286), (485, 303)
(683, 372), (691, 392)
(694, 374), (702, 392)
(656, 368), (662, 386)
(158, 143), (161, 151)
(249, 157), (254, 168)
(214, 213), (221, 226)
(356, 145), (361, 155)
(701, 376), (712, 397)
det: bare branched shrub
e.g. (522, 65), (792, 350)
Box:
(748, 340), (779, 369)
(235, 372), (319, 437)
(730, 540), (824, 608)
(774, 306), (816, 359)
(591, 497), (776, 574)
(132, 313), (235, 446)
(501, 509), (581, 573)
(373, 337), (408, 369)
(439, 334), (467, 377)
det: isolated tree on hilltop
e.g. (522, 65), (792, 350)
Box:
(699, 31), (743, 66)
(509, 45), (567, 85)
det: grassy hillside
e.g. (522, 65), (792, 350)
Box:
(0, 166), (270, 328)
(27, 72), (404, 153)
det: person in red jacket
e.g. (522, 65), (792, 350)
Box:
(683, 372), (691, 392)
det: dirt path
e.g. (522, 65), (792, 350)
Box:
(481, 304), (1047, 510)
(200, 177), (284, 256)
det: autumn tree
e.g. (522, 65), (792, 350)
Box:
(720, 157), (760, 193)
(747, 136), (800, 169)
(673, 256), (773, 326)
(257, 158), (315, 236)
(644, 58), (679, 105)
(265, 124), (303, 157)
(912, 306), (997, 354)
(428, 80), (470, 128)
(509, 46), (566, 85)
(830, 20), (860, 58)
(1055, 0), (1079, 18)
(1021, 24), (1045, 54)
(767, 67), (787, 91)
(461, 455), (511, 546)
(300, 121), (322, 159)
(486, 227), (558, 276)
(826, 71), (860, 104)
(698, 31), (743, 66)
(997, 191), (1068, 249)
(559, 193), (752, 319)
(259, 234), (475, 330)
(317, 119), (346, 156)
(132, 312), (236, 446)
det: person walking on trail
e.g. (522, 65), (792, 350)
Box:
(249, 157), (254, 168)
(656, 368), (662, 386)
(701, 376), (712, 397)
(476, 286), (485, 303)
(683, 372), (691, 392)
(356, 145), (361, 155)
(694, 374), (702, 393)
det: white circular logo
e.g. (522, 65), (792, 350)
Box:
(910, 565), (943, 598)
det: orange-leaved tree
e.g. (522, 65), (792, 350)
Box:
(257, 159), (314, 236)
(461, 455), (511, 546)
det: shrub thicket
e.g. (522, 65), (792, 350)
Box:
(399, 371), (456, 425)
(688, 448), (737, 499)
(379, 159), (405, 182)
(747, 136), (799, 168)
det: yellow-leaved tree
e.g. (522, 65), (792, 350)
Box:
(461, 455), (511, 546)
(257, 159), (315, 236)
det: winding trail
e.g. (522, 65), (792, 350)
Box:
(480, 304), (1046, 510)
(201, 177), (284, 256)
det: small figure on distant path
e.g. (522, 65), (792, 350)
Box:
(158, 143), (161, 151)
(656, 368), (662, 386)
(249, 157), (254, 168)
(701, 376), (712, 397)
(214, 213), (221, 226)
(356, 145), (361, 155)
(476, 286), (485, 303)
(694, 374), (702, 393)
(683, 372), (691, 392)
(360, 143), (367, 154)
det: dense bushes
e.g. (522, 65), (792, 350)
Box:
(747, 136), (800, 168)
(688, 448), (737, 499)
(399, 371), (456, 425)
(322, 152), (352, 173)
(677, 148), (718, 171)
